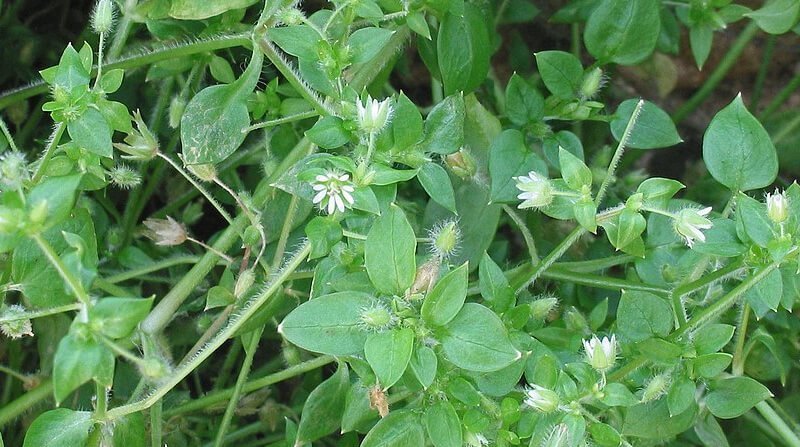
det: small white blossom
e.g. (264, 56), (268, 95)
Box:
(514, 171), (553, 209)
(356, 96), (393, 135)
(673, 206), (713, 248)
(583, 334), (617, 372)
(523, 384), (560, 413)
(766, 190), (788, 224)
(311, 170), (355, 214)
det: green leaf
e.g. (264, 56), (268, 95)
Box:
(425, 400), (462, 447)
(693, 324), (735, 355)
(617, 290), (672, 342)
(365, 204), (417, 295)
(744, 268), (783, 318)
(365, 328), (414, 389)
(736, 192), (774, 248)
(306, 116), (351, 149)
(349, 27), (394, 64)
(441, 303), (521, 372)
(505, 73), (544, 125)
(584, 0), (661, 65)
(637, 178), (684, 209)
(534, 51), (583, 99)
(268, 25), (319, 59)
(437, 4), (490, 95)
(623, 399), (697, 439)
(23, 409), (93, 447)
(169, 0), (259, 19)
(610, 99), (682, 149)
(693, 218), (746, 257)
(100, 68), (125, 93)
(409, 345), (437, 388)
(50, 44), (90, 90)
(478, 252), (515, 312)
(107, 413), (145, 447)
(693, 353), (732, 378)
(12, 209), (97, 307)
(421, 262), (468, 326)
(489, 129), (547, 203)
(296, 364), (350, 443)
(702, 95), (778, 192)
(370, 165), (418, 185)
(342, 382), (378, 433)
(393, 92), (423, 150)
(418, 162), (457, 214)
(305, 216), (343, 259)
(418, 94), (465, 155)
(279, 292), (373, 355)
(705, 376), (772, 419)
(589, 422), (622, 447)
(558, 147), (591, 190)
(667, 376), (696, 417)
(68, 108), (112, 157)
(690, 25), (713, 69)
(603, 209), (646, 251)
(27, 174), (82, 229)
(53, 332), (114, 402)
(361, 410), (425, 447)
(89, 297), (154, 339)
(746, 0), (800, 34)
(181, 50), (263, 164)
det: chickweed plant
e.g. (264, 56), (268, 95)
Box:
(1, 0), (800, 446)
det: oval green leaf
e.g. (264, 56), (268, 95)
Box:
(441, 303), (521, 372)
(421, 262), (468, 326)
(365, 204), (416, 295)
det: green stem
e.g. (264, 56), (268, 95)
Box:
(761, 72), (800, 120)
(0, 365), (29, 383)
(244, 110), (318, 133)
(104, 255), (205, 283)
(596, 99), (644, 206)
(751, 34), (775, 110)
(32, 233), (91, 306)
(164, 355), (334, 417)
(672, 22), (759, 124)
(0, 303), (80, 323)
(755, 401), (800, 447)
(272, 194), (300, 268)
(107, 242), (311, 420)
(515, 226), (586, 293)
(772, 112), (800, 146)
(94, 381), (107, 420)
(31, 122), (66, 183)
(0, 117), (18, 151)
(157, 152), (235, 225)
(731, 303), (750, 375)
(108, 0), (137, 59)
(213, 326), (263, 447)
(502, 205), (539, 263)
(256, 38), (332, 116)
(93, 277), (134, 297)
(150, 399), (162, 447)
(554, 254), (635, 272)
(0, 378), (53, 427)
(0, 34), (252, 111)
(540, 268), (669, 296)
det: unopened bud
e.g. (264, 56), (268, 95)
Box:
(579, 67), (605, 99)
(411, 258), (440, 294)
(235, 269), (256, 298)
(530, 296), (559, 320)
(91, 0), (115, 34)
(114, 110), (159, 161)
(28, 200), (49, 227)
(143, 216), (187, 246)
(641, 373), (670, 403)
(168, 96), (186, 129)
(444, 148), (476, 180)
(523, 384), (560, 413)
(358, 301), (396, 332)
(139, 357), (171, 381)
(428, 219), (460, 260)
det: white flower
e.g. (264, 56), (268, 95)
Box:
(311, 170), (355, 214)
(356, 96), (393, 135)
(673, 206), (713, 248)
(583, 334), (617, 372)
(522, 384), (560, 413)
(766, 190), (788, 224)
(514, 171), (553, 209)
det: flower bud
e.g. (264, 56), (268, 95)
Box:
(168, 96), (186, 129)
(444, 149), (476, 180)
(275, 8), (305, 26)
(0, 151), (29, 190)
(108, 164), (142, 189)
(580, 67), (605, 99)
(91, 0), (115, 34)
(358, 301), (396, 332)
(428, 219), (460, 260)
(530, 295), (559, 320)
(235, 269), (256, 298)
(27, 200), (49, 227)
(640, 373), (670, 403)
(523, 384), (560, 413)
(139, 357), (171, 381)
(766, 190), (788, 224)
(673, 207), (713, 248)
(0, 305), (33, 339)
